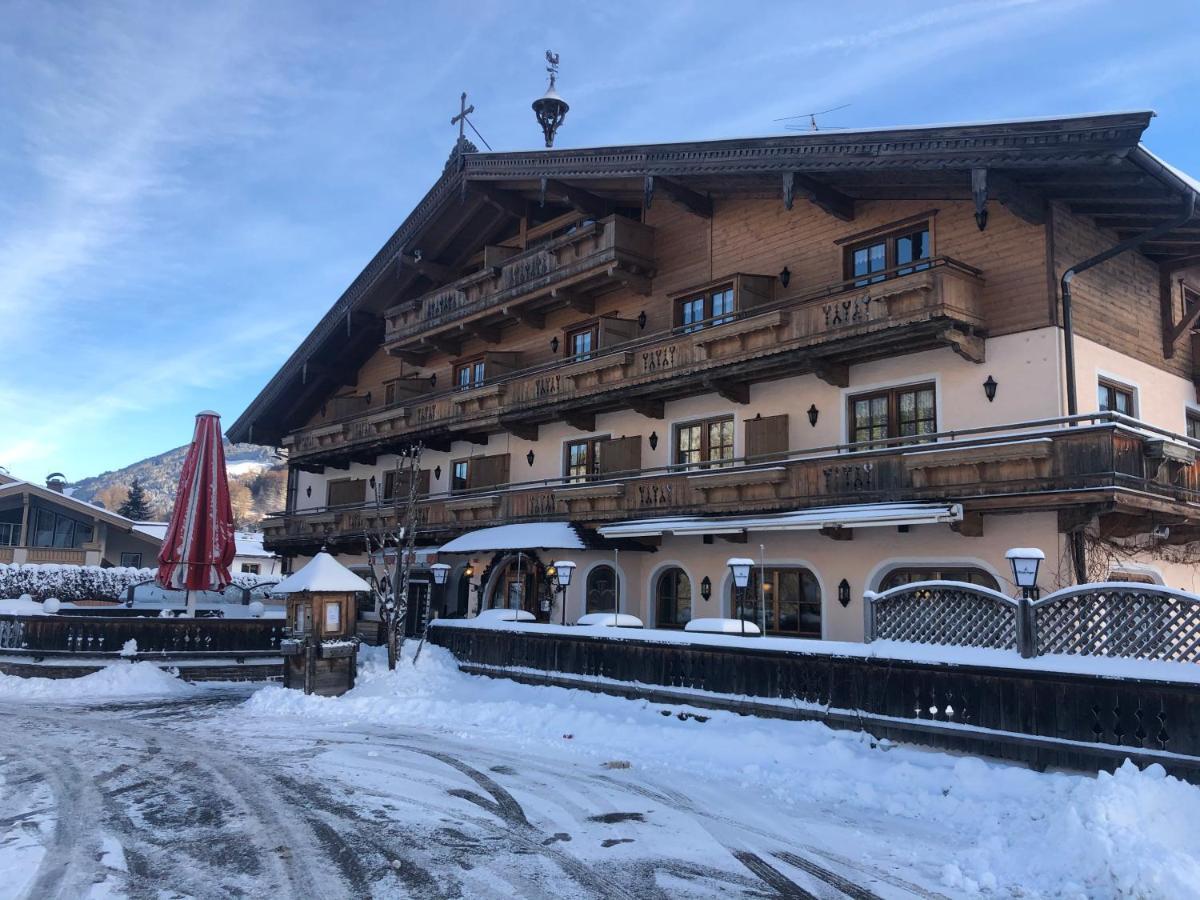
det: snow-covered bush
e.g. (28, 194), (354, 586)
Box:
(0, 563), (281, 603)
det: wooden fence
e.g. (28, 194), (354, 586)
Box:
(0, 614), (285, 654)
(429, 624), (1200, 780)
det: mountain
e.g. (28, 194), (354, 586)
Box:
(69, 442), (287, 528)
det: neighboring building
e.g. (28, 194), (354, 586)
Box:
(0, 473), (161, 567)
(229, 111), (1200, 640)
(133, 523), (283, 577)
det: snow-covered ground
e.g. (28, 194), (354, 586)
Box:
(0, 645), (1198, 898)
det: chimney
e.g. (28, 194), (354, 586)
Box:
(46, 472), (67, 493)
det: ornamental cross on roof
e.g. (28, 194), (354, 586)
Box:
(451, 91), (474, 143)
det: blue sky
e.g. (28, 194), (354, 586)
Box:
(2, 0), (1198, 483)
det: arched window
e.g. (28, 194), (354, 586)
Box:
(879, 566), (1000, 592)
(655, 567), (691, 627)
(731, 567), (821, 637)
(586, 565), (617, 613)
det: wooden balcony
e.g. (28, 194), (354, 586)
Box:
(264, 417), (1200, 553)
(284, 259), (987, 466)
(382, 214), (656, 358)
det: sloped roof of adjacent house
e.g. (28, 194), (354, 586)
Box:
(227, 111), (1200, 446)
(133, 522), (276, 558)
(0, 479), (160, 540)
(271, 551), (371, 594)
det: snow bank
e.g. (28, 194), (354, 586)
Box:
(243, 644), (1200, 897)
(0, 663), (193, 701)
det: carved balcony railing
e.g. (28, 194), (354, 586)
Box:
(263, 414), (1200, 551)
(382, 214), (656, 355)
(284, 258), (986, 464)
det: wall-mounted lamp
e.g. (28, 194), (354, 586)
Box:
(700, 576), (712, 600)
(1006, 546), (1044, 601)
(838, 578), (851, 608)
(779, 266), (791, 289)
(649, 431), (659, 451)
(434, 465), (442, 480)
(550, 336), (560, 353)
(368, 475), (376, 489)
(526, 449), (536, 467)
(464, 564), (475, 578)
(983, 375), (998, 403)
(637, 311), (647, 330)
(305, 485), (312, 498)
(807, 404), (819, 427)
(429, 372), (437, 387)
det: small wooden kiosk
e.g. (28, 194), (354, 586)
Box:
(273, 551), (371, 696)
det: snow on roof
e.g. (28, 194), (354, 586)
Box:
(0, 480), (147, 532)
(271, 551), (371, 594)
(598, 503), (962, 538)
(134, 523), (275, 557)
(438, 522), (586, 554)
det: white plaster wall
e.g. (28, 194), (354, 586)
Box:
(1072, 333), (1197, 434)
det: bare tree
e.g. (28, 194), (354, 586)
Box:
(361, 444), (424, 669)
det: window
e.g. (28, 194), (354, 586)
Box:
(677, 285), (735, 332)
(120, 552), (143, 568)
(655, 567), (692, 627)
(30, 508), (92, 549)
(455, 358), (486, 390)
(1098, 379), (1134, 416)
(241, 563), (261, 575)
(849, 383), (936, 447)
(675, 416), (734, 469)
(323, 599), (342, 633)
(564, 437), (605, 481)
(732, 567), (821, 637)
(326, 479), (366, 507)
(384, 380), (403, 407)
(878, 566), (1000, 591)
(844, 223), (931, 286)
(585, 565), (617, 613)
(451, 460), (470, 492)
(566, 323), (598, 360)
(1188, 411), (1200, 441)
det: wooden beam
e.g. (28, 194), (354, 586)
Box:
(551, 288), (594, 313)
(564, 411), (596, 432)
(971, 168), (1047, 227)
(504, 306), (545, 329)
(607, 267), (652, 296)
(541, 178), (611, 218)
(630, 399), (665, 419)
(644, 175), (712, 219)
(508, 423), (539, 441)
(704, 378), (749, 405)
(390, 347), (431, 364)
(468, 182), (527, 219)
(399, 253), (453, 282)
(819, 526), (853, 541)
(463, 432), (489, 446)
(1163, 277), (1200, 358)
(939, 328), (986, 363)
(718, 532), (748, 543)
(812, 362), (849, 388)
(463, 322), (502, 344)
(950, 511), (984, 537)
(782, 171), (855, 221)
(426, 335), (461, 356)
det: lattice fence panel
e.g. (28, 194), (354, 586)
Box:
(1032, 587), (1200, 662)
(869, 584), (1017, 650)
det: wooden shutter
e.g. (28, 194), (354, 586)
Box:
(327, 478), (367, 506)
(745, 414), (789, 461)
(385, 469), (431, 499)
(598, 316), (639, 348)
(598, 436), (642, 475)
(468, 453), (510, 489)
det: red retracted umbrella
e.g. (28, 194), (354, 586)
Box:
(156, 411), (236, 616)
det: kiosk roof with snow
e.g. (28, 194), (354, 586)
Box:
(272, 551), (371, 595)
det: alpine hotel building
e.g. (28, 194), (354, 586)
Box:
(229, 111), (1200, 642)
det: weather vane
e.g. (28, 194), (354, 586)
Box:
(532, 50), (569, 148)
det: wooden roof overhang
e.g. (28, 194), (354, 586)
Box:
(229, 111), (1200, 446)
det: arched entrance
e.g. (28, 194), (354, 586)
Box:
(482, 552), (552, 621)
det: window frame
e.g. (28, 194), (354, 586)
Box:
(240, 562), (261, 575)
(655, 567), (692, 628)
(1187, 409), (1200, 441)
(877, 565), (1000, 592)
(454, 356), (487, 391)
(120, 552), (143, 568)
(674, 282), (736, 332)
(450, 459), (470, 492)
(564, 322), (599, 360)
(847, 382), (937, 447)
(563, 435), (608, 482)
(673, 415), (735, 469)
(842, 220), (933, 285)
(585, 564), (618, 614)
(731, 566), (822, 638)
(1097, 378), (1136, 417)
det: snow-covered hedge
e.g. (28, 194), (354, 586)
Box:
(0, 563), (279, 603)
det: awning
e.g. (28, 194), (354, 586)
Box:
(597, 502), (963, 539)
(437, 522), (587, 554)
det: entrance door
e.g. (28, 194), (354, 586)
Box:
(404, 580), (431, 637)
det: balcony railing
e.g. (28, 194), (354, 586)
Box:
(285, 258), (985, 462)
(264, 413), (1200, 549)
(383, 214), (656, 352)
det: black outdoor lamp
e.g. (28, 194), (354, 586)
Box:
(526, 449), (536, 467)
(649, 431), (659, 450)
(779, 266), (791, 289)
(433, 465), (442, 481)
(430, 562), (451, 622)
(552, 559), (576, 625)
(700, 576), (712, 601)
(1006, 547), (1044, 601)
(727, 557), (753, 636)
(838, 578), (851, 608)
(637, 311), (647, 330)
(429, 372), (437, 387)
(807, 404), (819, 427)
(983, 375), (998, 403)
(550, 336), (560, 353)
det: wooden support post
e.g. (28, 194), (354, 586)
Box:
(939, 328), (986, 363)
(508, 423), (539, 441)
(552, 288), (594, 313)
(468, 182), (527, 219)
(704, 378), (749, 405)
(505, 306), (545, 329)
(646, 175), (712, 219)
(564, 411), (596, 432)
(541, 178), (611, 218)
(812, 362), (850, 388)
(631, 399), (665, 419)
(783, 171), (855, 221)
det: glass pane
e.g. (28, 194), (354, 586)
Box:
(1098, 384), (1110, 411)
(896, 228), (931, 275)
(52, 515), (74, 548)
(868, 242), (887, 283)
(473, 362), (485, 385)
(73, 522), (93, 549)
(34, 509), (55, 547)
(681, 297), (704, 332)
(1115, 390), (1130, 415)
(711, 289), (734, 325)
(677, 425), (701, 467)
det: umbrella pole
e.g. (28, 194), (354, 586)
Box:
(185, 588), (195, 618)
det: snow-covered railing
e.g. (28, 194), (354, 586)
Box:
(866, 580), (1200, 663)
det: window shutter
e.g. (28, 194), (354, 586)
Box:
(745, 414), (789, 461)
(327, 479), (367, 506)
(468, 453), (510, 489)
(597, 316), (639, 348)
(598, 436), (642, 475)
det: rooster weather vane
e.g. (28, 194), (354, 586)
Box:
(532, 50), (569, 148)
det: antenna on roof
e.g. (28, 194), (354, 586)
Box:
(774, 104), (852, 132)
